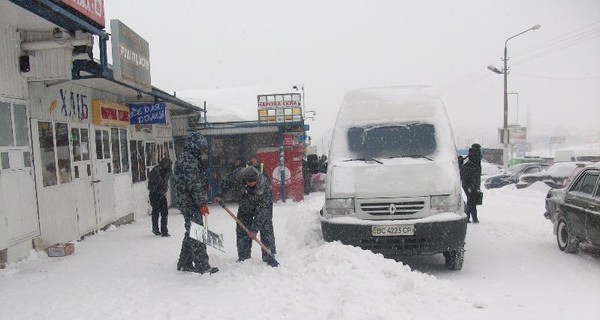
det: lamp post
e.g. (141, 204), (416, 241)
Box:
(488, 24), (540, 168)
(507, 92), (519, 124)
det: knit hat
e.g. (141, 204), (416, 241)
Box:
(243, 167), (260, 183)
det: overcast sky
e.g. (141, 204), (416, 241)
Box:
(104, 0), (600, 152)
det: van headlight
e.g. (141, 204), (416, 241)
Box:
(325, 198), (355, 217)
(431, 194), (461, 214)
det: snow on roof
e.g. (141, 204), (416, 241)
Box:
(177, 85), (302, 123)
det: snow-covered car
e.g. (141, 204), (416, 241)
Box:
(321, 86), (466, 270)
(484, 163), (549, 189)
(516, 162), (586, 189)
(481, 161), (502, 176)
(544, 162), (600, 253)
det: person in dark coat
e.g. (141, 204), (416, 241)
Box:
(460, 143), (482, 223)
(248, 156), (269, 178)
(215, 166), (278, 267)
(148, 157), (172, 237)
(173, 132), (218, 274)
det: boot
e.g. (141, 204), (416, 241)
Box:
(194, 265), (219, 275)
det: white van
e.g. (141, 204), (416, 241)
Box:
(321, 86), (467, 270)
(554, 149), (600, 163)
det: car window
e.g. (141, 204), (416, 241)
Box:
(523, 167), (541, 174)
(571, 172), (599, 196)
(595, 184), (600, 198)
(347, 123), (436, 158)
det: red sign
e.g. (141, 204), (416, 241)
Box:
(256, 145), (305, 202)
(60, 0), (106, 28)
(283, 135), (294, 146)
(92, 100), (130, 127)
(101, 106), (116, 120)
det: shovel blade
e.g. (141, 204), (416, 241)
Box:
(203, 229), (226, 252)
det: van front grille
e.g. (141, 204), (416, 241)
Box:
(360, 200), (425, 216)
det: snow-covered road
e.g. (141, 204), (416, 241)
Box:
(1, 183), (599, 320)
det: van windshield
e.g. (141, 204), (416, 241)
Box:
(346, 123), (436, 159)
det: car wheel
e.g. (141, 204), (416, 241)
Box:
(443, 248), (464, 270)
(556, 218), (579, 253)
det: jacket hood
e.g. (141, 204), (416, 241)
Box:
(184, 132), (208, 154)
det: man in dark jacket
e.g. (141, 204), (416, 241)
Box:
(148, 157), (172, 237)
(215, 166), (278, 267)
(460, 143), (483, 223)
(248, 156), (269, 178)
(174, 132), (218, 274)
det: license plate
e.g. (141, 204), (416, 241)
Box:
(372, 225), (415, 236)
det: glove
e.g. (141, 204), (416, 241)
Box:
(200, 204), (210, 216)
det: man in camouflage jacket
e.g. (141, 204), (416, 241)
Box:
(216, 166), (277, 267)
(174, 132), (218, 274)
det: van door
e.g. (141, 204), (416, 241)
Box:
(93, 129), (115, 227)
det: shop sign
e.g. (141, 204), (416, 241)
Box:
(257, 93), (303, 124)
(58, 0), (105, 28)
(48, 88), (90, 122)
(110, 19), (151, 92)
(92, 100), (130, 127)
(128, 103), (166, 124)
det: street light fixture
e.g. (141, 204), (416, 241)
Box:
(489, 24), (540, 168)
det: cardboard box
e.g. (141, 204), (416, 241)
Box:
(47, 243), (75, 257)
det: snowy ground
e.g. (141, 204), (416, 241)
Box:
(1, 184), (599, 320)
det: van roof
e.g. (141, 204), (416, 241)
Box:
(329, 86), (457, 161)
(337, 86), (446, 123)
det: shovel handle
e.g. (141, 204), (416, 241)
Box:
(217, 201), (276, 259)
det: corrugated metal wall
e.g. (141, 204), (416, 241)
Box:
(0, 25), (27, 99)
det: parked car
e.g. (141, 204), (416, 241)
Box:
(516, 162), (586, 189)
(484, 163), (549, 189)
(481, 160), (502, 176)
(544, 162), (600, 253)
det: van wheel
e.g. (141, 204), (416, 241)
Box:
(557, 218), (579, 253)
(443, 248), (464, 270)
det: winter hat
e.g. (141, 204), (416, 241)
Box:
(243, 167), (260, 183)
(471, 143), (481, 149)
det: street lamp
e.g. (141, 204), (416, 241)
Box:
(488, 24), (540, 168)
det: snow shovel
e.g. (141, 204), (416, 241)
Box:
(217, 201), (279, 266)
(189, 211), (225, 252)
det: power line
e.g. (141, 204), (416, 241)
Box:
(513, 29), (600, 66)
(512, 21), (600, 57)
(510, 21), (600, 66)
(512, 72), (600, 81)
(441, 21), (600, 95)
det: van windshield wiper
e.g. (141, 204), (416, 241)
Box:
(386, 155), (434, 161)
(343, 157), (383, 164)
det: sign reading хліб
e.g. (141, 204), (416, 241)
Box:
(128, 103), (166, 125)
(110, 19), (151, 92)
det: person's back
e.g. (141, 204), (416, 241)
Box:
(148, 158), (172, 237)
(148, 158), (171, 195)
